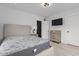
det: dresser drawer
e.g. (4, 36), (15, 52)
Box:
(49, 30), (61, 43)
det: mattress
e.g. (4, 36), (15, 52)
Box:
(0, 36), (49, 56)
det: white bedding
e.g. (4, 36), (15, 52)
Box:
(0, 36), (48, 56)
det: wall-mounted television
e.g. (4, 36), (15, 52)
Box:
(52, 18), (63, 26)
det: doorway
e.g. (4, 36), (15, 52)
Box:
(37, 21), (42, 37)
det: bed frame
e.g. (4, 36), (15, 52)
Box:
(7, 42), (50, 56)
(3, 24), (50, 56)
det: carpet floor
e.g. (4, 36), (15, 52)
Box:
(36, 41), (79, 56)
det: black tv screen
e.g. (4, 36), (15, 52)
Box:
(52, 18), (63, 26)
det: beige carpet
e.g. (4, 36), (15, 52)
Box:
(36, 42), (79, 56)
(36, 47), (54, 56)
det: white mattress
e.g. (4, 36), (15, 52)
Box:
(0, 36), (48, 56)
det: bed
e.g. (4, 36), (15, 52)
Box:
(0, 24), (50, 56)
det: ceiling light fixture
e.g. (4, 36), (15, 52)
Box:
(41, 3), (51, 7)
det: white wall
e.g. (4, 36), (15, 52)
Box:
(0, 5), (43, 34)
(47, 8), (79, 46)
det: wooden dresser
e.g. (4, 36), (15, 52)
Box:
(49, 30), (61, 43)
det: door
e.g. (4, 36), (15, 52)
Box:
(37, 21), (42, 37)
(42, 21), (49, 39)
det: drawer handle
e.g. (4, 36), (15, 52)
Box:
(53, 33), (55, 34)
(53, 38), (55, 39)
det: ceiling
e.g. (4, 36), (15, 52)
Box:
(0, 3), (79, 17)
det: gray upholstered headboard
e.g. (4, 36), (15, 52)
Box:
(4, 24), (32, 37)
(0, 24), (3, 44)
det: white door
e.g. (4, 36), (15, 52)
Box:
(42, 21), (49, 39)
